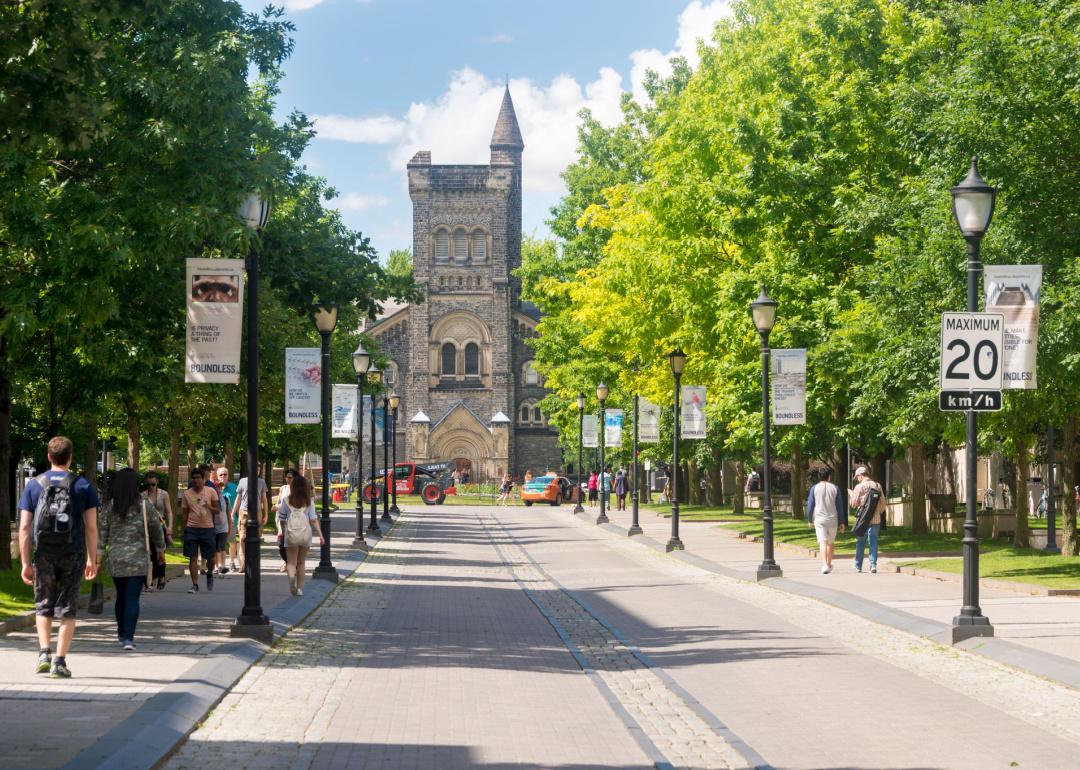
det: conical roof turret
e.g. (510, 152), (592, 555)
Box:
(490, 86), (524, 151)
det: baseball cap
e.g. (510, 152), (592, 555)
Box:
(853, 466), (869, 479)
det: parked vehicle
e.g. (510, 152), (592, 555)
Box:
(362, 461), (458, 506)
(521, 475), (574, 507)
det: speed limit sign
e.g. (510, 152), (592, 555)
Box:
(940, 312), (1004, 389)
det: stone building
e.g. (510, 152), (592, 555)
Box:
(364, 88), (562, 481)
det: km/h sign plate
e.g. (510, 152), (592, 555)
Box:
(939, 390), (1002, 412)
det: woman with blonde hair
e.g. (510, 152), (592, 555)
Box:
(279, 475), (323, 596)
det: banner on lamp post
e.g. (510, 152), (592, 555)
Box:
(331, 385), (358, 439)
(604, 409), (624, 446)
(984, 264), (1042, 389)
(638, 398), (661, 443)
(582, 415), (599, 448)
(680, 386), (707, 439)
(185, 258), (245, 383)
(771, 348), (807, 425)
(284, 348), (321, 424)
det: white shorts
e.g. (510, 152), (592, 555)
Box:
(814, 519), (838, 544)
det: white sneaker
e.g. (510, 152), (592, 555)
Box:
(821, 565), (832, 574)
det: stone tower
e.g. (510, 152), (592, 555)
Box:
(364, 87), (562, 481)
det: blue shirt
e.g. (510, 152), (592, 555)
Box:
(19, 470), (102, 554)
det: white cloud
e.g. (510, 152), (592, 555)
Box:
(314, 114), (406, 144)
(333, 192), (390, 212)
(283, 0), (371, 11)
(478, 32), (513, 45)
(630, 0), (732, 102)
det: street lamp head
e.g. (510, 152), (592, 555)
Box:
(951, 156), (996, 239)
(314, 304), (339, 334)
(668, 349), (687, 377)
(389, 392), (401, 410)
(749, 287), (778, 334)
(367, 363), (383, 385)
(596, 382), (609, 403)
(237, 192), (271, 231)
(577, 392), (586, 411)
(351, 343), (370, 375)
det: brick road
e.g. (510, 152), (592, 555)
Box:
(165, 504), (1080, 769)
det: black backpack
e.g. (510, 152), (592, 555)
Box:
(851, 484), (883, 538)
(32, 472), (77, 553)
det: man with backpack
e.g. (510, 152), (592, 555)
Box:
(17, 436), (101, 678)
(849, 465), (886, 574)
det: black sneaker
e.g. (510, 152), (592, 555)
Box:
(206, 571), (214, 591)
(220, 566), (230, 575)
(188, 583), (199, 594)
(35, 651), (51, 674)
(50, 661), (71, 679)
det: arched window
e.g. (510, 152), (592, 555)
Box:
(453, 228), (468, 263)
(533, 406), (543, 423)
(471, 229), (487, 262)
(441, 343), (456, 376)
(520, 404), (531, 423)
(464, 343), (480, 376)
(435, 230), (450, 263)
(523, 361), (541, 386)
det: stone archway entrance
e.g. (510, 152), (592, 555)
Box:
(428, 403), (494, 482)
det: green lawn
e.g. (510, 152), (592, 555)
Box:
(719, 516), (964, 555)
(902, 545), (1080, 589)
(641, 503), (757, 522)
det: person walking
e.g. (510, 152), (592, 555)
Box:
(806, 467), (847, 574)
(275, 469), (296, 573)
(142, 470), (172, 590)
(850, 465), (886, 573)
(614, 468), (629, 511)
(279, 476), (323, 596)
(496, 473), (513, 505)
(587, 470), (598, 509)
(18, 437), (101, 678)
(99, 468), (165, 649)
(181, 467), (219, 593)
(232, 470), (270, 573)
(599, 466), (613, 509)
(214, 466), (236, 575)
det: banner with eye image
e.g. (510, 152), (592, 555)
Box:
(185, 258), (245, 384)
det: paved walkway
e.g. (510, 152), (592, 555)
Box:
(164, 504), (1080, 770)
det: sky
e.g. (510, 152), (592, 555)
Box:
(237, 0), (732, 262)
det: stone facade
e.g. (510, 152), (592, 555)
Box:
(365, 88), (562, 481)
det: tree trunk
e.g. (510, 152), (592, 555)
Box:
(871, 452), (887, 493)
(0, 367), (11, 570)
(1062, 413), (1078, 556)
(1014, 437), (1030, 548)
(168, 425), (181, 533)
(791, 446), (805, 520)
(83, 419), (97, 483)
(687, 459), (699, 506)
(126, 407), (140, 471)
(942, 441), (957, 496)
(734, 460), (745, 514)
(708, 446), (723, 507)
(910, 442), (928, 536)
(224, 436), (235, 475)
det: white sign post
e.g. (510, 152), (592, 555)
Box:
(939, 312), (1004, 411)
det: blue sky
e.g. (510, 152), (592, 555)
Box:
(238, 0), (731, 261)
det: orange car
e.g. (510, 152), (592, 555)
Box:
(521, 475), (574, 506)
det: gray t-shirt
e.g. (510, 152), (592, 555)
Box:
(811, 481), (841, 523)
(234, 477), (269, 512)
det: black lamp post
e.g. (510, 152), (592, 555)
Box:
(596, 382), (609, 524)
(367, 363), (383, 535)
(950, 156), (996, 641)
(667, 350), (686, 552)
(574, 393), (585, 513)
(351, 344), (370, 546)
(751, 288), (782, 580)
(381, 391), (392, 523)
(628, 390), (643, 537)
(1045, 425), (1060, 554)
(231, 192), (272, 643)
(312, 304), (339, 583)
(389, 392), (401, 514)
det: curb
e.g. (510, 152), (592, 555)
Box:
(568, 510), (1080, 692)
(894, 564), (1080, 597)
(61, 514), (400, 770)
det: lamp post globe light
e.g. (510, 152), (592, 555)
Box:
(666, 350), (686, 552)
(367, 363), (384, 535)
(750, 288), (782, 580)
(351, 344), (370, 546)
(574, 393), (586, 514)
(388, 392), (401, 514)
(231, 191), (273, 642)
(949, 156), (996, 642)
(381, 390), (392, 523)
(596, 382), (610, 524)
(312, 304), (339, 583)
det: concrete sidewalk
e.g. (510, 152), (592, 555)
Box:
(586, 503), (1080, 673)
(0, 510), (381, 770)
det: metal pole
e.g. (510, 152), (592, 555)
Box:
(629, 394), (642, 536)
(667, 374), (684, 551)
(952, 237), (992, 640)
(574, 405), (584, 513)
(389, 406), (400, 514)
(756, 331), (781, 579)
(353, 374), (367, 544)
(1045, 425), (1060, 554)
(232, 243), (271, 641)
(381, 396), (391, 522)
(312, 329), (337, 582)
(597, 402), (608, 524)
(368, 391), (380, 535)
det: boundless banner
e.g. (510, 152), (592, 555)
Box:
(582, 414), (599, 448)
(605, 409), (624, 446)
(638, 398), (661, 443)
(681, 386), (707, 439)
(284, 348), (321, 424)
(984, 264), (1042, 389)
(771, 348), (807, 425)
(185, 258), (245, 383)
